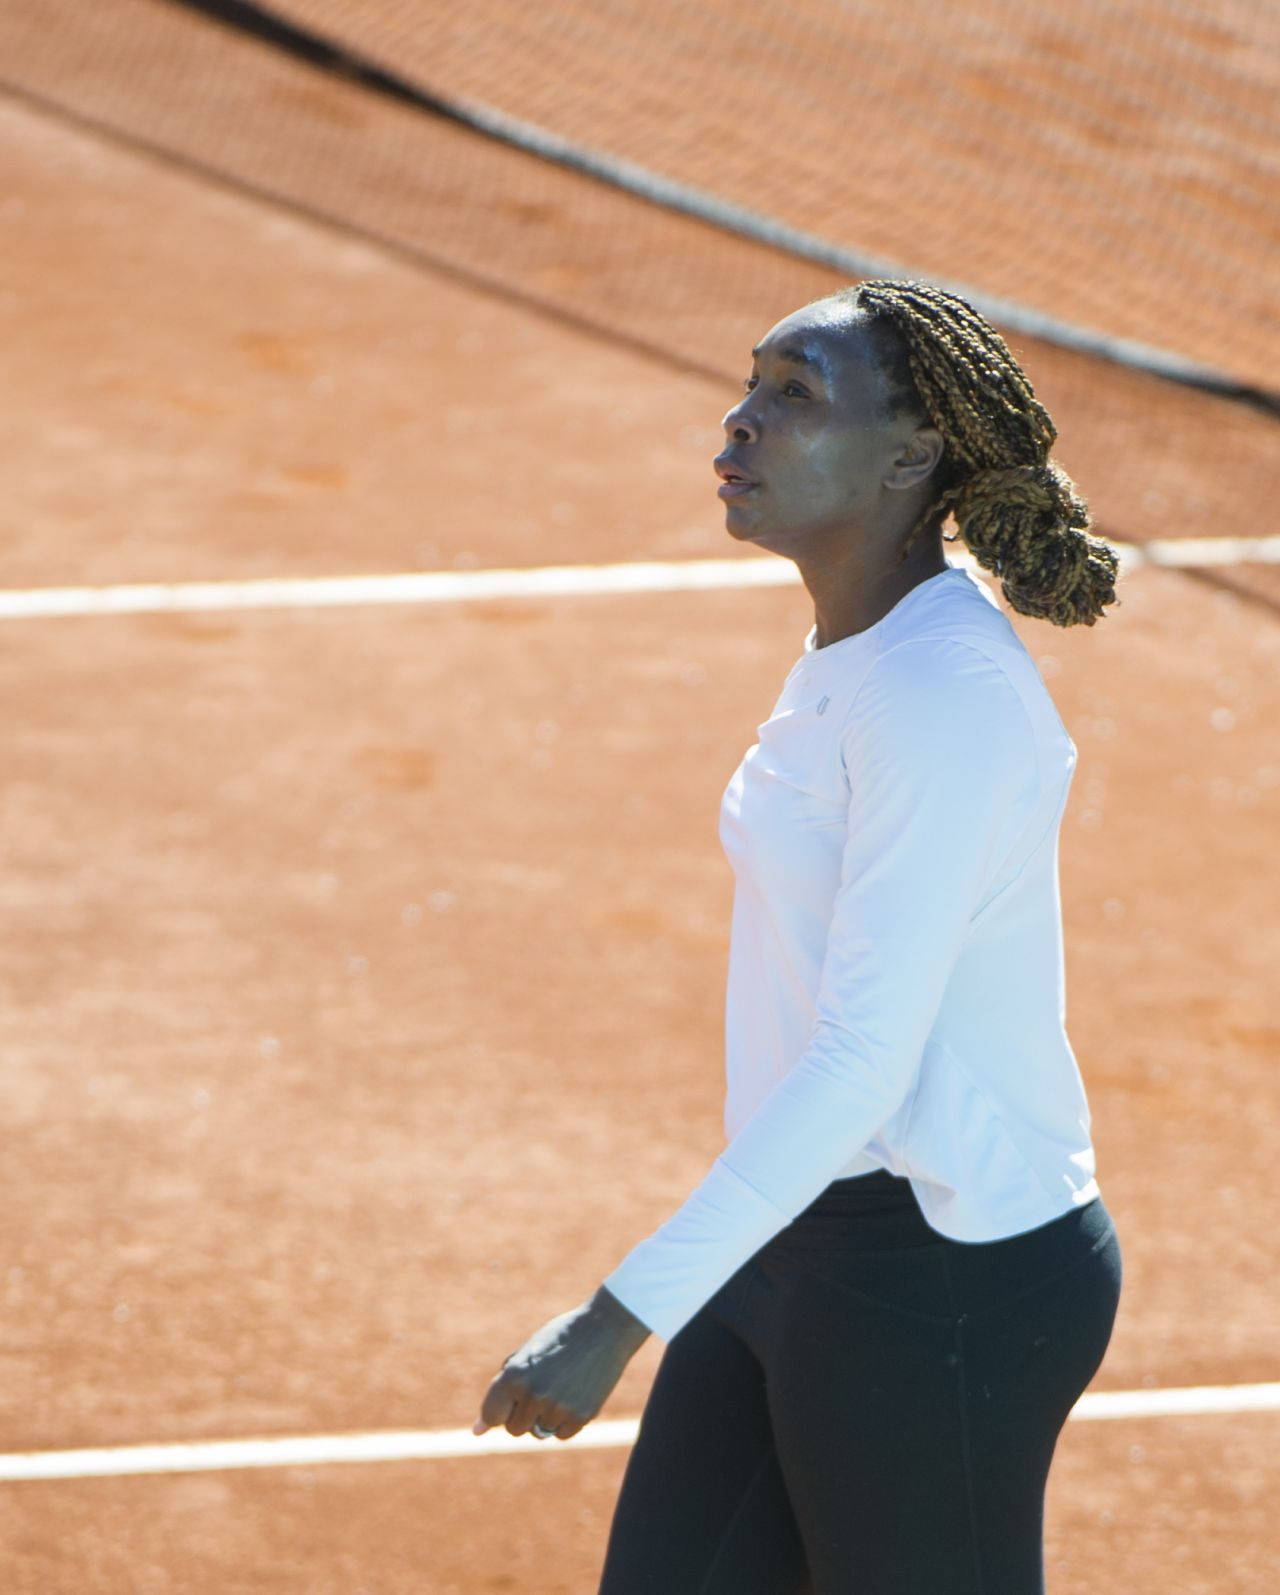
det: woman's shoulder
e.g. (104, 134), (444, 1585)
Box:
(792, 564), (1070, 755)
(872, 567), (1054, 702)
(854, 582), (1075, 772)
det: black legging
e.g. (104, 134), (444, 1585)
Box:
(597, 1169), (1122, 1595)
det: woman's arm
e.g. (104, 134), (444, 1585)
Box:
(602, 638), (1040, 1342)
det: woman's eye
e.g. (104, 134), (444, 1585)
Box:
(740, 377), (807, 398)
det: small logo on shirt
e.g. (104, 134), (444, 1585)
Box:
(816, 695), (831, 716)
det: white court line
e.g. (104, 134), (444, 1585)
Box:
(0, 537), (1277, 621)
(0, 556), (799, 619)
(2, 1383), (1277, 1483)
(1137, 535), (1280, 568)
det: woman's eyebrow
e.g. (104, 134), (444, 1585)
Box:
(751, 344), (823, 370)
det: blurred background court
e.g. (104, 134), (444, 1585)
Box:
(0, 2), (1276, 1590)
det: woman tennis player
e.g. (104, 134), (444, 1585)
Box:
(474, 279), (1124, 1594)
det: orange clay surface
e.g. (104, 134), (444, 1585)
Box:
(0, 79), (1278, 1595)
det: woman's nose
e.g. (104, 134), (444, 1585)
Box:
(721, 404), (758, 444)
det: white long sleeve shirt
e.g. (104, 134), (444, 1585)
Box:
(602, 561), (1102, 1344)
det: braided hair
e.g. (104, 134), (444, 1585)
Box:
(823, 279), (1120, 628)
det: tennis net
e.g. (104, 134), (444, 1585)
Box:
(2, 0), (1276, 602)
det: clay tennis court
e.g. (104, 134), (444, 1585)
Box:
(0, 4), (1277, 1591)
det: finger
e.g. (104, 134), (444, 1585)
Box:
(552, 1405), (594, 1440)
(510, 1395), (564, 1439)
(477, 1377), (521, 1434)
(494, 1390), (538, 1441)
(505, 1391), (540, 1437)
(534, 1406), (587, 1441)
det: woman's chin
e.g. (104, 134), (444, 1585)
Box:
(723, 506), (767, 543)
(724, 512), (790, 554)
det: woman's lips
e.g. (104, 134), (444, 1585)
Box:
(713, 457), (760, 499)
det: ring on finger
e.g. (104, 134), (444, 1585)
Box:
(530, 1418), (556, 1440)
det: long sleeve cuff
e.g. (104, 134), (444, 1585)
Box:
(600, 1156), (792, 1343)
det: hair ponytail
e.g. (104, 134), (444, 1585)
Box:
(825, 279), (1121, 627)
(951, 460), (1119, 628)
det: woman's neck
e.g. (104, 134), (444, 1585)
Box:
(803, 538), (950, 649)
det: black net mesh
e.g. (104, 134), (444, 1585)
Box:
(2, 0), (1276, 598)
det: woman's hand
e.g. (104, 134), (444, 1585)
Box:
(473, 1285), (651, 1441)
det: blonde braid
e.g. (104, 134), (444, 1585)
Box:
(834, 279), (1120, 627)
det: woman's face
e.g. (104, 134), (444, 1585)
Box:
(714, 303), (929, 558)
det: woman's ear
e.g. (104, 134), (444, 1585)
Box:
(884, 426), (945, 491)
